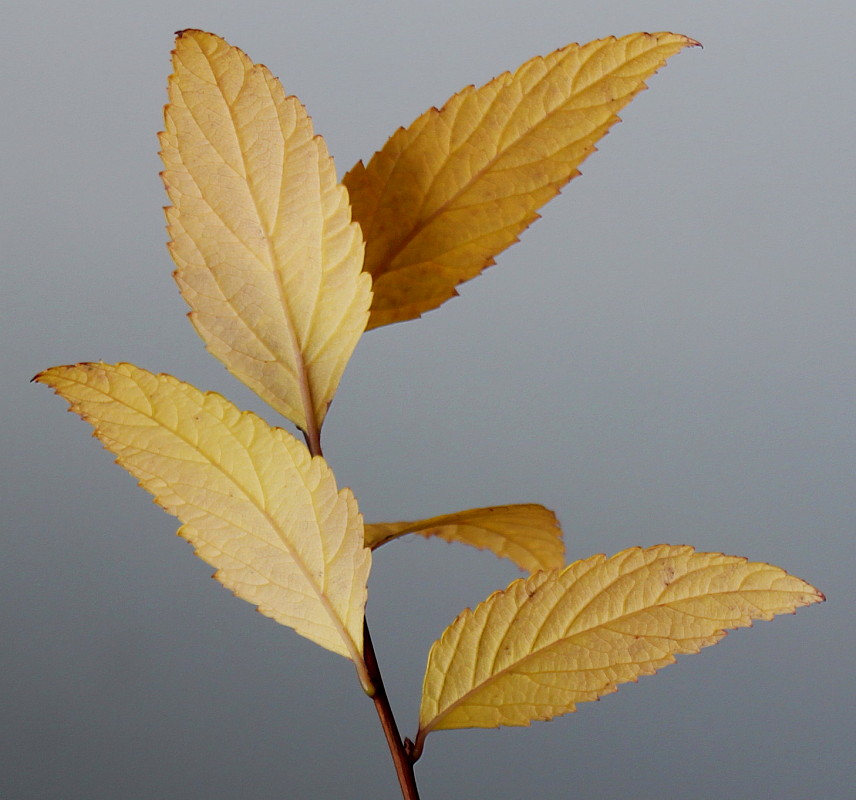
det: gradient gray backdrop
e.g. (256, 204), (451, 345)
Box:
(3, 1), (853, 798)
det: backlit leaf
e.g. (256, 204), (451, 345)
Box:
(364, 504), (563, 572)
(415, 544), (822, 753)
(35, 362), (372, 686)
(160, 30), (371, 438)
(344, 32), (698, 328)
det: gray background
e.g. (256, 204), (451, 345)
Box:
(3, 1), (853, 798)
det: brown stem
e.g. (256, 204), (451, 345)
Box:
(301, 427), (417, 794)
(363, 618), (421, 799)
(302, 425), (323, 458)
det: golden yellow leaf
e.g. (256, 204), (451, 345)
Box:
(344, 32), (698, 329)
(364, 504), (564, 572)
(35, 362), (372, 686)
(160, 30), (371, 439)
(415, 544), (823, 753)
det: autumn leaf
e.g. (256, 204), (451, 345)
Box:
(414, 544), (822, 755)
(160, 30), (371, 440)
(365, 504), (564, 573)
(35, 362), (373, 689)
(344, 32), (698, 329)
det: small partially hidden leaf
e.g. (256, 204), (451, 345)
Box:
(344, 32), (698, 329)
(161, 30), (371, 438)
(415, 544), (823, 755)
(35, 362), (372, 688)
(365, 504), (564, 573)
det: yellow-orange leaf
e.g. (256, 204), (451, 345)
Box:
(416, 544), (822, 752)
(364, 504), (563, 573)
(344, 32), (697, 329)
(160, 30), (371, 436)
(35, 363), (372, 684)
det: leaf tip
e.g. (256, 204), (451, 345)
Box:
(173, 28), (205, 41)
(642, 31), (702, 49)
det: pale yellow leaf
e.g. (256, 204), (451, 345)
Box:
(364, 504), (564, 572)
(416, 544), (823, 752)
(344, 32), (698, 329)
(160, 30), (371, 437)
(35, 362), (372, 682)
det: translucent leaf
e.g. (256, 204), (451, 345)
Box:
(416, 544), (823, 752)
(364, 504), (563, 573)
(160, 30), (371, 437)
(35, 363), (372, 684)
(344, 32), (698, 329)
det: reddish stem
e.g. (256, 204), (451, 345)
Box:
(363, 619), (421, 799)
(303, 428), (418, 796)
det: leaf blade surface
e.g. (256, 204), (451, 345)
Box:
(35, 362), (371, 668)
(344, 32), (697, 328)
(365, 504), (564, 572)
(160, 30), (370, 434)
(417, 544), (823, 748)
